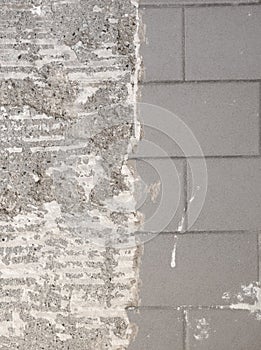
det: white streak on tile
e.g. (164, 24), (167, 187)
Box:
(171, 235), (178, 268)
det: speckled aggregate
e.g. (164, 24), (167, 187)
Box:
(0, 0), (142, 348)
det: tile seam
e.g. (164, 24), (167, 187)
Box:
(182, 7), (186, 81)
(131, 155), (261, 160)
(142, 79), (261, 84)
(139, 2), (261, 9)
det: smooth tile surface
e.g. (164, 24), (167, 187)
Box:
(139, 233), (257, 306)
(141, 8), (183, 81)
(185, 6), (261, 80)
(188, 159), (261, 231)
(128, 309), (183, 350)
(136, 2), (261, 349)
(139, 83), (260, 157)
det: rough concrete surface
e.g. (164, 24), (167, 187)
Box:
(0, 0), (142, 349)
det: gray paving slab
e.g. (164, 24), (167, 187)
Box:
(187, 309), (261, 350)
(128, 309), (183, 350)
(141, 8), (183, 81)
(138, 82), (260, 157)
(185, 6), (261, 80)
(139, 233), (258, 306)
(188, 159), (261, 231)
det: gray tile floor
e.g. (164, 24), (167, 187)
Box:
(129, 1), (261, 349)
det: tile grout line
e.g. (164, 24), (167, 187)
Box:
(138, 230), (259, 235)
(259, 81), (261, 155)
(257, 81), (261, 283)
(182, 308), (189, 350)
(139, 2), (261, 9)
(182, 7), (186, 81)
(183, 159), (189, 232)
(142, 79), (261, 84)
(131, 154), (261, 160)
(257, 233), (260, 282)
(127, 304), (260, 311)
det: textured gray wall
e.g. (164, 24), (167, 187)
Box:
(0, 1), (142, 349)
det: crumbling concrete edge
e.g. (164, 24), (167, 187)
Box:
(124, 1), (145, 348)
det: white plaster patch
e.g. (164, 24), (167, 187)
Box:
(177, 214), (185, 233)
(193, 317), (211, 341)
(30, 6), (42, 16)
(225, 283), (261, 320)
(93, 5), (103, 13)
(148, 181), (161, 203)
(170, 235), (178, 268)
